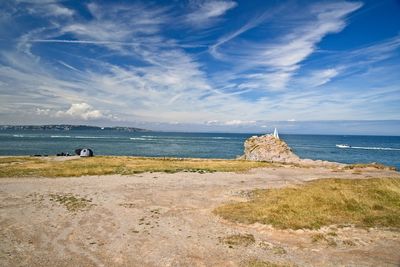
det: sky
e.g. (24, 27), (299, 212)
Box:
(0, 0), (399, 135)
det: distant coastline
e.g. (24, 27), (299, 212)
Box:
(0, 124), (150, 132)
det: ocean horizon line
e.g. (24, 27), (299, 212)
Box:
(1, 121), (399, 136)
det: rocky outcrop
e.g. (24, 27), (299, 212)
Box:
(240, 134), (342, 167)
(240, 134), (300, 163)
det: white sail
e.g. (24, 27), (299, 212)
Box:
(273, 128), (279, 139)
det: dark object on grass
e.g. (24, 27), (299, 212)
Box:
(80, 148), (93, 157)
(75, 148), (82, 155)
(56, 152), (71, 156)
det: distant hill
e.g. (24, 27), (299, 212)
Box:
(0, 125), (151, 132)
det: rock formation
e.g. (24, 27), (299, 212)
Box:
(240, 134), (300, 163)
(240, 134), (342, 167)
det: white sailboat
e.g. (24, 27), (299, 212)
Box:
(273, 128), (279, 139)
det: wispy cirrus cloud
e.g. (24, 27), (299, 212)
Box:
(259, 1), (362, 89)
(27, 3), (75, 17)
(210, 1), (363, 90)
(185, 0), (237, 28)
(61, 2), (168, 44)
(0, 0), (223, 123)
(209, 7), (280, 59)
(303, 68), (340, 87)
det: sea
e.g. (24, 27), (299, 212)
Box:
(0, 129), (399, 170)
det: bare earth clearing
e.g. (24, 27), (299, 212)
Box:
(1, 166), (400, 266)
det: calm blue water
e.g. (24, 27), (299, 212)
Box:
(0, 130), (399, 169)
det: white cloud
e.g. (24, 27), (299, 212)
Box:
(45, 4), (74, 17)
(307, 68), (339, 87)
(205, 120), (220, 125)
(186, 0), (237, 27)
(30, 39), (140, 46)
(16, 0), (63, 3)
(205, 120), (257, 126)
(225, 120), (256, 126)
(35, 108), (50, 115)
(57, 60), (80, 72)
(55, 103), (106, 120)
(27, 3), (74, 18)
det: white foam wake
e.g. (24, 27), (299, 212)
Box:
(130, 137), (147, 140)
(50, 135), (122, 139)
(75, 136), (120, 139)
(336, 144), (400, 151)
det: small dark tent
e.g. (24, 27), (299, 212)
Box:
(79, 148), (93, 157)
(75, 148), (82, 155)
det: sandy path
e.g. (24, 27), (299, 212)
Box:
(1, 167), (399, 267)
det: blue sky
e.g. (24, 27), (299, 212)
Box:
(0, 0), (399, 134)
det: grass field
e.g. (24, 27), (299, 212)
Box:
(215, 178), (400, 229)
(0, 156), (394, 178)
(0, 156), (276, 177)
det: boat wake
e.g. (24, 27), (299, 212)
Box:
(51, 135), (71, 138)
(336, 144), (400, 151)
(129, 137), (147, 140)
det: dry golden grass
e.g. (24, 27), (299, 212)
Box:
(0, 157), (43, 164)
(214, 178), (400, 229)
(344, 163), (396, 170)
(0, 156), (276, 177)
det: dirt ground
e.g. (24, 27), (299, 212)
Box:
(1, 166), (400, 267)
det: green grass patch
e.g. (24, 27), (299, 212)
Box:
(245, 259), (295, 267)
(214, 178), (400, 229)
(219, 233), (255, 247)
(0, 156), (276, 177)
(49, 193), (93, 212)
